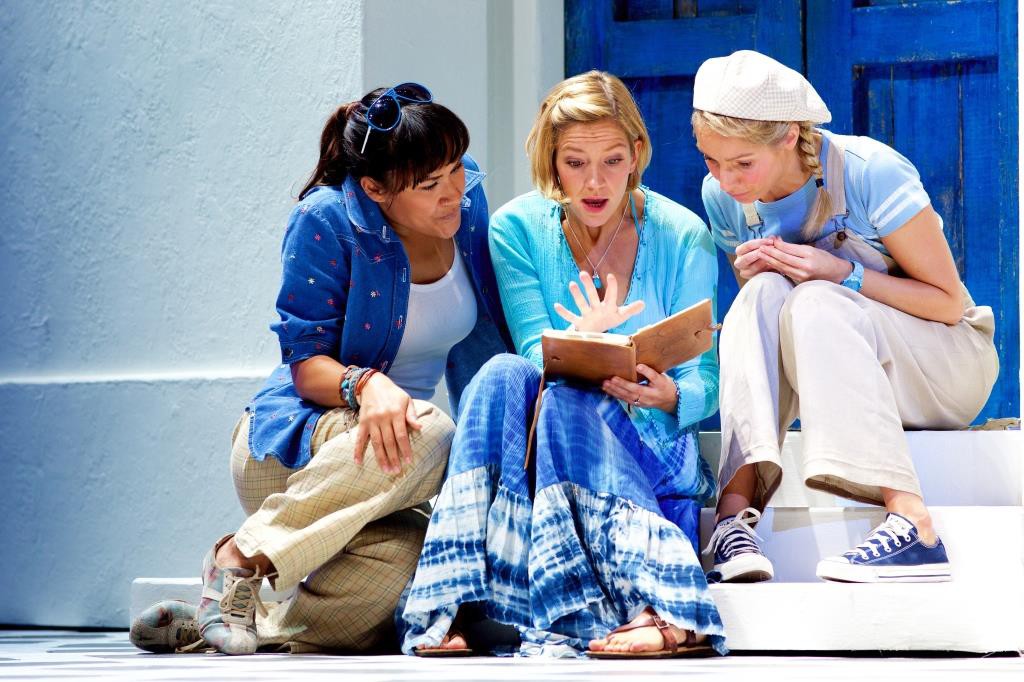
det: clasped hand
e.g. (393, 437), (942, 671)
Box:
(735, 237), (852, 284)
(553, 272), (678, 414)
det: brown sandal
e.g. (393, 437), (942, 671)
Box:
(413, 630), (474, 657)
(586, 614), (713, 659)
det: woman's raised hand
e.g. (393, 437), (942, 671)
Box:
(353, 373), (423, 475)
(554, 272), (645, 333)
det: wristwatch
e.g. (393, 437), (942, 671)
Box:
(840, 260), (864, 292)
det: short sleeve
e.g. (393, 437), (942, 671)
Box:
(270, 203), (350, 364)
(861, 147), (931, 237)
(701, 174), (742, 254)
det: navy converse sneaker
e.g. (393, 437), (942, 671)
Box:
(703, 507), (774, 583)
(816, 513), (951, 583)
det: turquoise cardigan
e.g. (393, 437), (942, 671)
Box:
(488, 187), (720, 452)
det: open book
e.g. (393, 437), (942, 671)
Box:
(540, 298), (719, 384)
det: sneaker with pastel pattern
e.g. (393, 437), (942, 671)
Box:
(130, 600), (206, 653)
(816, 512), (951, 583)
(702, 507), (774, 583)
(196, 534), (272, 655)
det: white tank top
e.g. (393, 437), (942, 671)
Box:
(387, 248), (477, 399)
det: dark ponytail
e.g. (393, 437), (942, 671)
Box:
(299, 101), (358, 200)
(299, 88), (470, 201)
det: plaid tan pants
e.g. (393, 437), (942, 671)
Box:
(229, 400), (454, 652)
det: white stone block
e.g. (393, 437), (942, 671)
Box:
(711, 581), (1024, 653)
(130, 578), (291, 625)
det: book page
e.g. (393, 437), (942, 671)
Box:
(539, 298), (716, 384)
(631, 298), (715, 373)
(542, 330), (632, 345)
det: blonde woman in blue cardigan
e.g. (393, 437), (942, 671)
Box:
(396, 71), (725, 659)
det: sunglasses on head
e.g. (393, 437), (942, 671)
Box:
(361, 82), (433, 154)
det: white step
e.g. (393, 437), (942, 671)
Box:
(133, 575), (1024, 654)
(711, 581), (1024, 653)
(701, 506), (1024, 652)
(698, 431), (1023, 508)
(699, 506), (1024, 581)
(132, 430), (1023, 653)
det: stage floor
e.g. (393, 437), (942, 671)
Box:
(0, 629), (1021, 681)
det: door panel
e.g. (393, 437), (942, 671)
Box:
(809, 0), (1018, 420)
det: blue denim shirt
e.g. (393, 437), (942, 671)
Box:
(248, 154), (513, 468)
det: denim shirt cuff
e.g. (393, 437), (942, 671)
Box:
(280, 339), (335, 364)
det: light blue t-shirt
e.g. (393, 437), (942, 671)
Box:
(702, 129), (933, 257)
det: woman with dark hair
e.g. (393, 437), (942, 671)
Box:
(129, 84), (511, 655)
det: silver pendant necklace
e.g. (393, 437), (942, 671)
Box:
(563, 196), (629, 289)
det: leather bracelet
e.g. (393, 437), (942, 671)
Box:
(354, 368), (378, 402)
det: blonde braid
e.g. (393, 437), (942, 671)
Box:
(796, 123), (833, 240)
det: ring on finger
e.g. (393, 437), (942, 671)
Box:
(632, 395), (640, 406)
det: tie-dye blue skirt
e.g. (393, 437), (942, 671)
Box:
(396, 354), (726, 656)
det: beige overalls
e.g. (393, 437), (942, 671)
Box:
(717, 137), (999, 509)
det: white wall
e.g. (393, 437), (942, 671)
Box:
(485, 0), (566, 208)
(364, 1), (492, 184)
(363, 0), (564, 211)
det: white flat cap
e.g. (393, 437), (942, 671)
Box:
(693, 50), (831, 124)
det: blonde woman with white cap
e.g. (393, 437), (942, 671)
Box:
(691, 50), (998, 584)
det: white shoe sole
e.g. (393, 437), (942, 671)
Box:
(816, 560), (952, 583)
(715, 553), (774, 583)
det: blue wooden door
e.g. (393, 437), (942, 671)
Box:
(566, 0), (1019, 421)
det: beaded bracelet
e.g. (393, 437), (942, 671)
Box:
(338, 365), (360, 408)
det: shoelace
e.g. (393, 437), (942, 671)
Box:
(847, 517), (913, 561)
(702, 507), (765, 559)
(177, 619), (201, 643)
(219, 569), (270, 626)
(175, 626), (211, 654)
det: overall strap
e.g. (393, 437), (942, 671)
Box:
(822, 132), (847, 220)
(741, 203), (762, 228)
